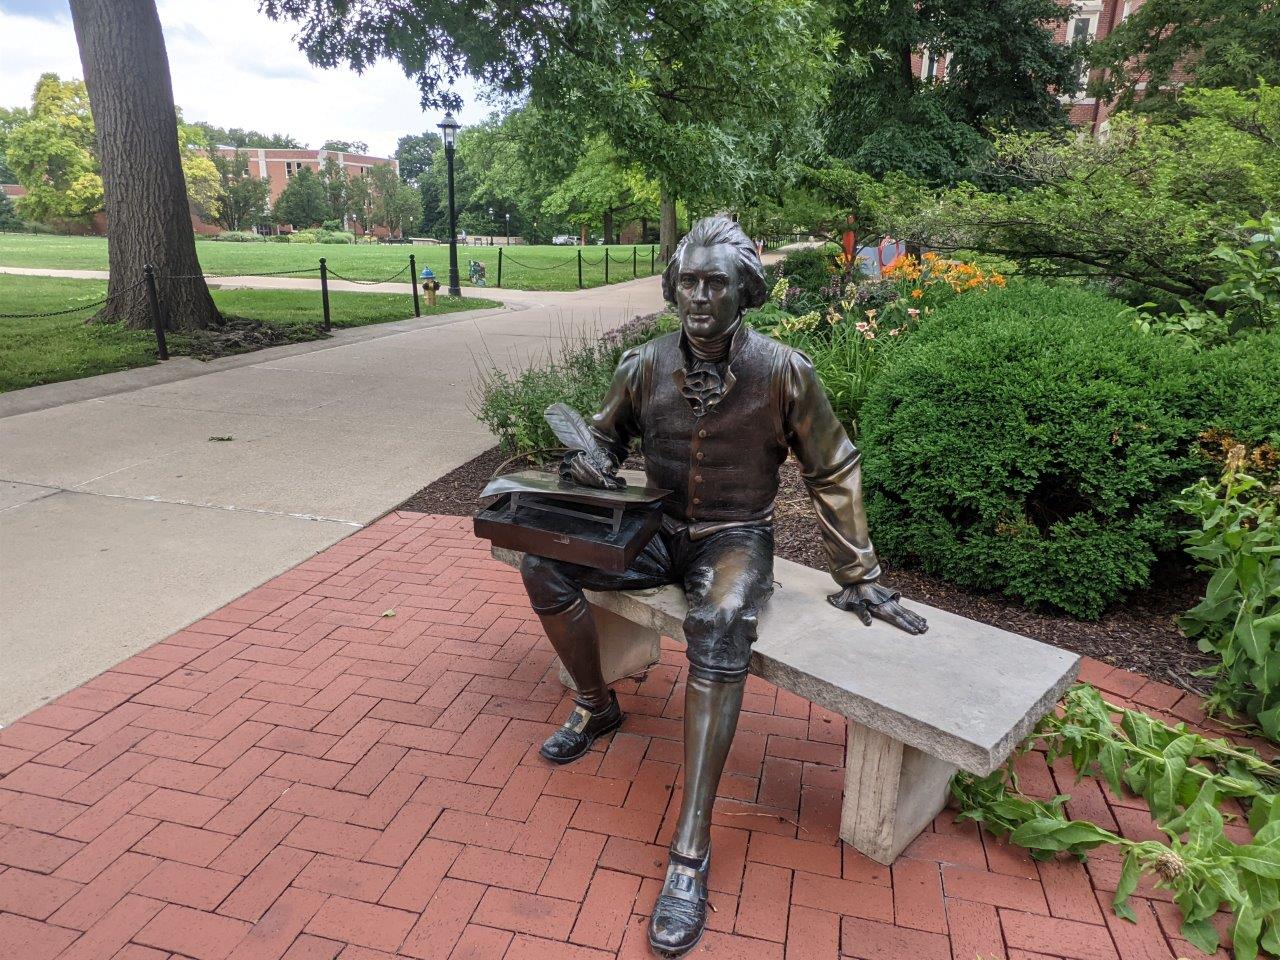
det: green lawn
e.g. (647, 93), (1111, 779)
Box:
(0, 274), (498, 393)
(0, 234), (661, 292)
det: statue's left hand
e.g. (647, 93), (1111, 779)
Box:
(827, 583), (928, 635)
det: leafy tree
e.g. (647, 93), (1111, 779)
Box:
(0, 192), (21, 230)
(4, 73), (102, 223)
(877, 84), (1280, 306)
(274, 165), (329, 228)
(321, 138), (369, 153)
(395, 131), (441, 185)
(366, 162), (422, 236)
(346, 173), (374, 233)
(211, 149), (271, 231)
(319, 156), (349, 223)
(0, 106), (26, 183)
(177, 120), (220, 223)
(827, 0), (1082, 186)
(1090, 0), (1280, 113)
(192, 122), (302, 148)
(542, 137), (658, 243)
(262, 0), (836, 256)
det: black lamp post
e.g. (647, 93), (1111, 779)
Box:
(438, 112), (461, 296)
(487, 206), (494, 246)
(505, 212), (511, 245)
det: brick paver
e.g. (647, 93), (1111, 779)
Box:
(0, 512), (1235, 958)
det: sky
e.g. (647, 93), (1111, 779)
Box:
(0, 0), (488, 157)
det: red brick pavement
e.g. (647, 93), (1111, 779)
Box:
(0, 512), (1238, 960)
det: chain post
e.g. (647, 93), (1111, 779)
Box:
(319, 258), (332, 332)
(633, 246), (638, 278)
(497, 248), (503, 288)
(604, 249), (609, 285)
(143, 264), (169, 360)
(409, 253), (421, 316)
(650, 245), (656, 274)
(577, 249), (583, 289)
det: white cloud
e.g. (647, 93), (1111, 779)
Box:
(0, 0), (491, 158)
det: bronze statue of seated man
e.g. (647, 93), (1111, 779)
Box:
(519, 216), (927, 957)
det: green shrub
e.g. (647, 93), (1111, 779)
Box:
(473, 315), (665, 456)
(861, 280), (1197, 619)
(212, 230), (265, 242)
(778, 245), (840, 295)
(1193, 329), (1280, 445)
(317, 230), (355, 244)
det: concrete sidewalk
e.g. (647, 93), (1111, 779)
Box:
(0, 274), (665, 723)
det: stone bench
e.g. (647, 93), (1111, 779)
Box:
(492, 547), (1079, 864)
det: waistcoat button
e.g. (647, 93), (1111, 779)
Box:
(695, 452), (704, 460)
(693, 498), (702, 505)
(698, 430), (707, 438)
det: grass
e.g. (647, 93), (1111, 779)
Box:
(0, 273), (498, 393)
(0, 233), (662, 292)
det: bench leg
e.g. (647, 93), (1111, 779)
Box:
(840, 719), (957, 865)
(556, 601), (662, 691)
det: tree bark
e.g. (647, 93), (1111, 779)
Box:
(603, 209), (614, 246)
(70, 0), (219, 331)
(660, 189), (678, 263)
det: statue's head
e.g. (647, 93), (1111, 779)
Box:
(662, 216), (767, 342)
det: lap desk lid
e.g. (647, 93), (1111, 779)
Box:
(474, 469), (669, 574)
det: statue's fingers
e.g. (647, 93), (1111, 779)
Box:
(888, 606), (928, 635)
(856, 605), (873, 627)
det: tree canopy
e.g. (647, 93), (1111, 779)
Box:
(3, 73), (102, 222)
(1089, 0), (1280, 114)
(192, 122), (303, 148)
(273, 164), (329, 228)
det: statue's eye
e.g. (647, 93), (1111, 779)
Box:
(710, 278), (727, 290)
(679, 275), (696, 287)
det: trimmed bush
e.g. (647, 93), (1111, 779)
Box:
(1194, 330), (1280, 446)
(861, 280), (1197, 619)
(210, 230), (265, 242)
(778, 245), (840, 295)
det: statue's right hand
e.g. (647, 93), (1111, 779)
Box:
(561, 450), (625, 490)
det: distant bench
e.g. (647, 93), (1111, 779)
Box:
(492, 547), (1079, 864)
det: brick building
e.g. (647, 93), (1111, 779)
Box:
(209, 146), (400, 235)
(913, 0), (1142, 134)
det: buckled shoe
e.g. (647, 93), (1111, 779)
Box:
(539, 691), (623, 764)
(648, 848), (710, 957)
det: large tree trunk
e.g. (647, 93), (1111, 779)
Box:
(70, 0), (218, 331)
(660, 189), (678, 263)
(602, 209), (614, 246)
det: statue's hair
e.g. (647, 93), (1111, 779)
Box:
(661, 215), (767, 309)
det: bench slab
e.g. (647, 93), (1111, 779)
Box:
(493, 546), (1079, 862)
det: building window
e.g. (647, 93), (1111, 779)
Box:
(1069, 12), (1100, 90)
(922, 49), (939, 82)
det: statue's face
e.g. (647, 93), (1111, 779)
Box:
(675, 243), (742, 342)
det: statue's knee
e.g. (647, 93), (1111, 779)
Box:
(521, 553), (578, 613)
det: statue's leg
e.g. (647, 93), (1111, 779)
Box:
(651, 526), (773, 956)
(520, 542), (672, 765)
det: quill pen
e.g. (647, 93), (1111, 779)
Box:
(544, 403), (620, 484)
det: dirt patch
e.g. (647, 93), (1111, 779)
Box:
(398, 445), (1213, 689)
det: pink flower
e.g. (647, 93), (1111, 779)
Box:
(855, 321), (869, 332)
(889, 328), (901, 336)
(907, 308), (920, 317)
(865, 331), (876, 340)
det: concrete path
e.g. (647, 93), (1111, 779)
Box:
(0, 274), (665, 723)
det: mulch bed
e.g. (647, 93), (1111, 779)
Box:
(396, 445), (1214, 690)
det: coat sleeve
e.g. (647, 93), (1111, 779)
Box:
(588, 346), (643, 465)
(782, 350), (883, 587)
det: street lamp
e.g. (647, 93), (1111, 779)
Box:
(505, 212), (511, 246)
(438, 111), (461, 296)
(487, 206), (495, 246)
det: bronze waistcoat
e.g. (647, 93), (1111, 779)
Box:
(637, 330), (791, 524)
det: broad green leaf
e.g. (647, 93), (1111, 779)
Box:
(1098, 742), (1126, 796)
(1234, 902), (1263, 960)
(1235, 844), (1280, 879)
(1009, 818), (1114, 851)
(1111, 850), (1140, 922)
(1180, 917), (1221, 954)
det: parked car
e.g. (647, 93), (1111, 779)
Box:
(551, 234), (576, 245)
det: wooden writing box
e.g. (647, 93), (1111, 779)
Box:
(474, 469), (669, 573)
